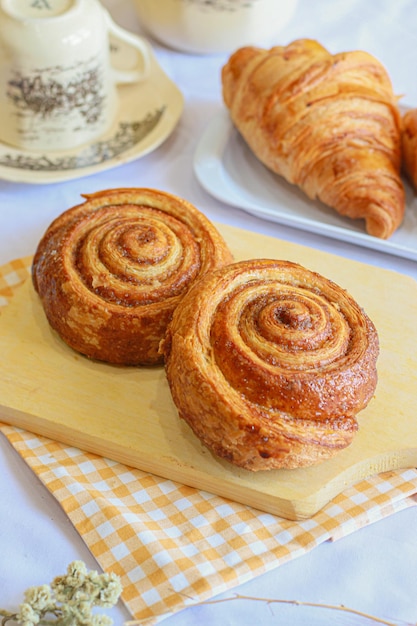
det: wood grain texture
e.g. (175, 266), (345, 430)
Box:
(0, 223), (416, 520)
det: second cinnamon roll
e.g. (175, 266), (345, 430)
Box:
(32, 188), (233, 365)
(162, 259), (379, 470)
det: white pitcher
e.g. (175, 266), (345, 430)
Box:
(0, 0), (150, 152)
(134, 0), (298, 55)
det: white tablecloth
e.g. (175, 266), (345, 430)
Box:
(1, 1), (416, 623)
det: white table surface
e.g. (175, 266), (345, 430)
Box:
(1, 1), (416, 624)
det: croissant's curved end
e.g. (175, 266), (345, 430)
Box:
(364, 196), (405, 240)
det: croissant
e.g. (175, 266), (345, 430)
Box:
(402, 107), (417, 190)
(32, 188), (233, 365)
(222, 39), (405, 239)
(162, 259), (379, 471)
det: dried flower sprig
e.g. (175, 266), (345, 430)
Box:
(0, 561), (122, 626)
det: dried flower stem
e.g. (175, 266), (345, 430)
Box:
(197, 595), (405, 625)
(125, 594), (414, 626)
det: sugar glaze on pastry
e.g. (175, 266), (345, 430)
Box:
(162, 259), (379, 471)
(222, 39), (405, 239)
(32, 188), (233, 365)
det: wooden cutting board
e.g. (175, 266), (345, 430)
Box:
(1, 223), (416, 520)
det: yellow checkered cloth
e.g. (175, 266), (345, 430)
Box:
(1, 258), (417, 625)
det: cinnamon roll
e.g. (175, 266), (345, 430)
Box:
(162, 259), (379, 470)
(32, 188), (233, 365)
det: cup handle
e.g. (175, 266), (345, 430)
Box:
(104, 10), (150, 84)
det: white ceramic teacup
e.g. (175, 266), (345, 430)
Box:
(0, 0), (150, 152)
(134, 0), (298, 55)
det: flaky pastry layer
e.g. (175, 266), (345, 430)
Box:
(162, 259), (379, 471)
(32, 188), (233, 365)
(222, 39), (405, 239)
(402, 107), (417, 191)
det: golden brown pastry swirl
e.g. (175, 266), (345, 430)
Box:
(32, 188), (233, 365)
(162, 259), (379, 470)
(222, 39), (405, 239)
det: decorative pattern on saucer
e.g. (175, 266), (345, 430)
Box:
(0, 108), (164, 172)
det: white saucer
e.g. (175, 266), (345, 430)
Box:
(0, 35), (184, 184)
(194, 109), (417, 262)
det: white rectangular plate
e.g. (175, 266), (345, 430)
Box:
(194, 109), (417, 261)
